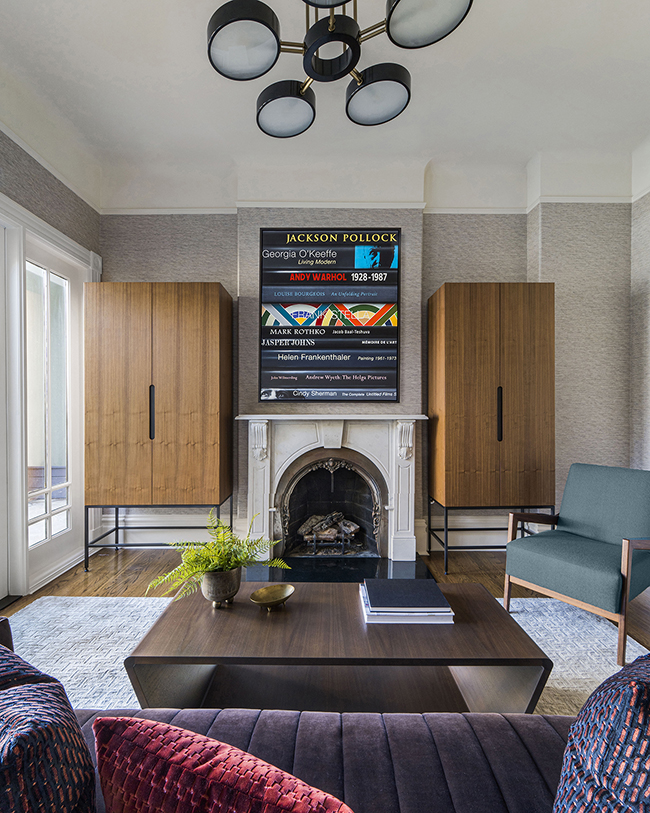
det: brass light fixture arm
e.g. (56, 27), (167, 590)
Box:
(359, 19), (386, 36)
(349, 68), (363, 85)
(281, 40), (306, 54)
(359, 19), (386, 42)
(300, 76), (315, 94)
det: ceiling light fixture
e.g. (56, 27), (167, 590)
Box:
(207, 0), (473, 137)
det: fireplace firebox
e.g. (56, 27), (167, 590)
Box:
(281, 458), (381, 557)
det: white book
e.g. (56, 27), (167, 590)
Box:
(359, 584), (454, 624)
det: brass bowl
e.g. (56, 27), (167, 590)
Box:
(249, 584), (295, 612)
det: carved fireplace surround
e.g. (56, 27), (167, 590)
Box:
(237, 415), (427, 561)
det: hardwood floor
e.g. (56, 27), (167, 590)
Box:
(424, 550), (540, 598)
(5, 546), (650, 653)
(3, 549), (181, 615)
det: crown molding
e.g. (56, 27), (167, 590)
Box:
(100, 207), (237, 216)
(235, 200), (426, 210)
(526, 195), (631, 213)
(423, 207), (526, 215)
(632, 184), (650, 204)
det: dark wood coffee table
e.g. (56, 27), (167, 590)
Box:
(125, 582), (552, 714)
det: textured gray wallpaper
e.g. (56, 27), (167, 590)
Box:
(529, 202), (631, 505)
(100, 214), (238, 296)
(527, 206), (540, 281)
(0, 130), (100, 253)
(631, 193), (650, 469)
(422, 213), (528, 299)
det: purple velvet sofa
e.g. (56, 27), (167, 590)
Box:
(74, 707), (575, 813)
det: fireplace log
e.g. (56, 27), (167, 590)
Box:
(314, 528), (339, 542)
(312, 512), (344, 532)
(298, 515), (325, 536)
(303, 526), (359, 543)
(299, 513), (360, 551)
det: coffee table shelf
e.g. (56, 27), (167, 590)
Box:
(125, 582), (552, 714)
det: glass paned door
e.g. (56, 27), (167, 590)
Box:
(26, 261), (71, 547)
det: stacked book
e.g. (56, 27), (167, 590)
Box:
(359, 578), (454, 624)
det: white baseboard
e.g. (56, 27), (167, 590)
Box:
(28, 537), (101, 594)
(100, 511), (214, 547)
(423, 513), (510, 552)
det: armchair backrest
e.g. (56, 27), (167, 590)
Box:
(557, 463), (650, 545)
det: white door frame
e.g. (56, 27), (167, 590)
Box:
(0, 191), (99, 595)
(0, 227), (8, 600)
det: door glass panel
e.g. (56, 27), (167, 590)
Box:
(28, 494), (47, 520)
(51, 511), (69, 537)
(49, 273), (68, 488)
(28, 519), (47, 547)
(26, 262), (47, 495)
(51, 486), (69, 508)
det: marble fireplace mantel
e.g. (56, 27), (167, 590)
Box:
(236, 414), (428, 561)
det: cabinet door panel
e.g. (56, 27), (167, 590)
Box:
(152, 283), (227, 505)
(499, 283), (555, 506)
(444, 283), (501, 506)
(84, 283), (152, 505)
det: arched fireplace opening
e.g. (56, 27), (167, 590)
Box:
(280, 458), (381, 557)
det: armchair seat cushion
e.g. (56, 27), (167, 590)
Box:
(506, 530), (650, 614)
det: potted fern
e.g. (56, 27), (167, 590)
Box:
(147, 509), (289, 607)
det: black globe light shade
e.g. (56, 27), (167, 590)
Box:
(301, 0), (346, 9)
(346, 63), (411, 126)
(207, 0), (281, 80)
(256, 81), (317, 138)
(303, 15), (361, 82)
(386, 0), (473, 49)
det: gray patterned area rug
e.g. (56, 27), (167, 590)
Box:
(506, 597), (648, 715)
(9, 596), (171, 708)
(7, 595), (649, 715)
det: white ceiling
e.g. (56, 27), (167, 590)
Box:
(2, 0), (650, 210)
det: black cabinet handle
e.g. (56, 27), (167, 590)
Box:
(149, 385), (155, 440)
(497, 386), (503, 442)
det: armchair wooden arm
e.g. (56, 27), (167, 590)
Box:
(507, 512), (559, 543)
(618, 538), (650, 664)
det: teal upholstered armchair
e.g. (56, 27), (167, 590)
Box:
(504, 463), (650, 665)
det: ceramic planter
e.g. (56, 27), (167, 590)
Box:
(201, 567), (242, 608)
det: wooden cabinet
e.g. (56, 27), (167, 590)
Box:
(85, 282), (232, 506)
(428, 282), (554, 508)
